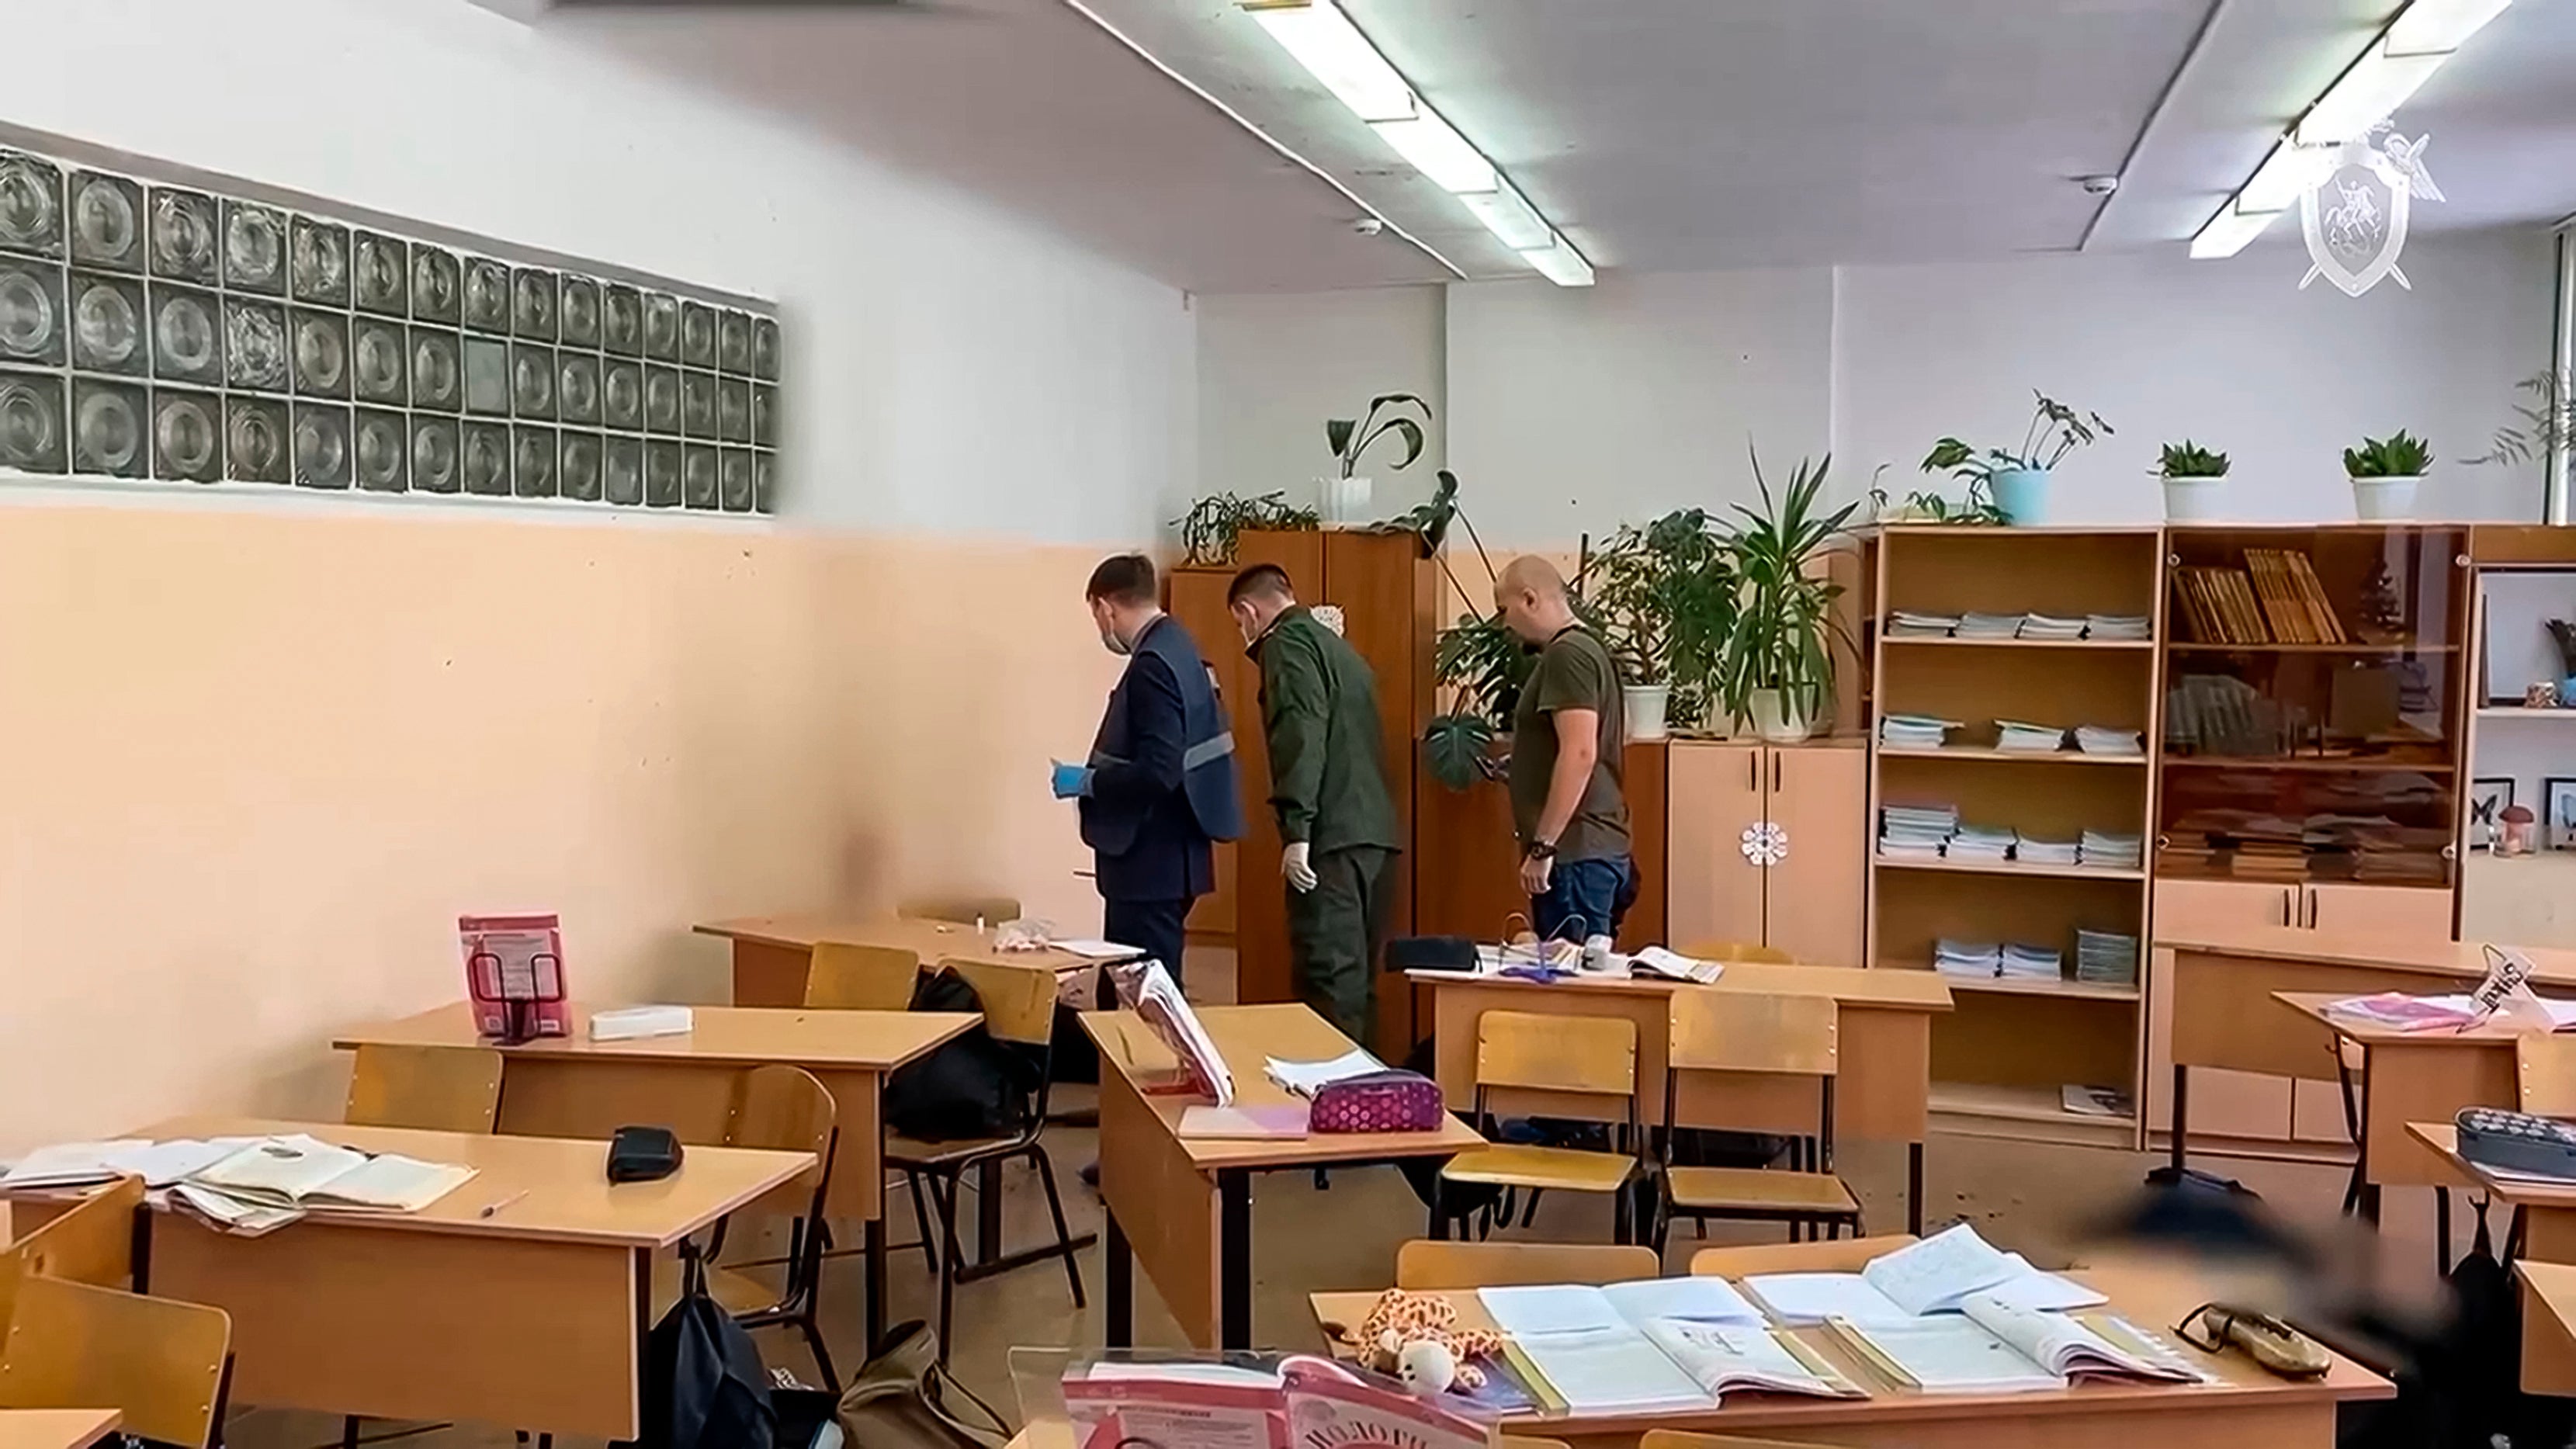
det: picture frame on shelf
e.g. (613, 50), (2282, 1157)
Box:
(2470, 778), (2514, 851)
(2549, 777), (2576, 851)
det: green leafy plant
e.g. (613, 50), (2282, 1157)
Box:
(2158, 441), (2231, 479)
(1171, 490), (1318, 568)
(1587, 508), (1736, 732)
(2474, 371), (2573, 468)
(2343, 432), (2432, 478)
(1922, 391), (2114, 485)
(1716, 451), (1858, 730)
(1866, 463), (2009, 526)
(1364, 468), (1463, 560)
(1330, 393), (1430, 480)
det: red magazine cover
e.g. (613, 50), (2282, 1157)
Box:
(461, 913), (571, 1043)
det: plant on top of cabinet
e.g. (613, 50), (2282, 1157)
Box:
(1717, 451), (1857, 744)
(1173, 489), (1318, 567)
(1920, 390), (2113, 526)
(2472, 369), (2571, 470)
(2158, 439), (2230, 523)
(2342, 430), (2431, 521)
(1321, 391), (1431, 525)
(1590, 507), (1736, 740)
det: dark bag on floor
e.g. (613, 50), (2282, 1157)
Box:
(836, 1320), (1008, 1449)
(632, 1254), (775, 1449)
(884, 967), (1046, 1142)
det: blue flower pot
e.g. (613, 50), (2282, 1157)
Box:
(1990, 467), (2053, 525)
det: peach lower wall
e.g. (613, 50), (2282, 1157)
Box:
(0, 502), (1122, 1156)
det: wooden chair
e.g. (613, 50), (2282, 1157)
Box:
(1687, 1234), (1919, 1278)
(901, 895), (1023, 927)
(1395, 1239), (1659, 1289)
(1642, 1430), (1838, 1449)
(0, 1274), (231, 1449)
(805, 941), (922, 1010)
(1658, 990), (1860, 1249)
(0, 1178), (147, 1340)
(344, 1042), (504, 1132)
(702, 1064), (841, 1388)
(889, 958), (1090, 1364)
(1437, 1012), (1649, 1243)
(1680, 941), (1797, 965)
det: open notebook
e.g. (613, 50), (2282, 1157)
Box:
(185, 1135), (477, 1213)
(1742, 1224), (2106, 1326)
(1478, 1278), (1857, 1412)
(1830, 1291), (2207, 1393)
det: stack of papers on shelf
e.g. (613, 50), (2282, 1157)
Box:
(1878, 803), (1959, 859)
(1958, 612), (2026, 640)
(2078, 830), (2144, 869)
(1263, 1049), (1382, 1097)
(1994, 719), (2068, 753)
(2073, 725), (2145, 756)
(1999, 943), (2065, 981)
(1479, 1278), (1860, 1409)
(2062, 1085), (2134, 1118)
(2014, 834), (2079, 866)
(169, 1133), (478, 1236)
(1742, 1225), (2107, 1326)
(1933, 939), (2002, 978)
(2074, 931), (2141, 986)
(2085, 615), (2152, 640)
(1947, 823), (2016, 861)
(2019, 613), (2089, 640)
(1880, 714), (1961, 750)
(1831, 1294), (2201, 1393)
(1888, 611), (1961, 638)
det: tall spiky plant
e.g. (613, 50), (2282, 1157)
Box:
(1716, 450), (1860, 729)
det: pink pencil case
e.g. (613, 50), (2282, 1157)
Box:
(1309, 1069), (1445, 1133)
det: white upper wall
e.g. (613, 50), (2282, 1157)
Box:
(1194, 287), (1446, 523)
(5, 0), (1191, 546)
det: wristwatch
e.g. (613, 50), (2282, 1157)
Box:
(1523, 839), (1558, 861)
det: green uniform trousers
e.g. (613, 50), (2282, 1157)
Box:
(1288, 844), (1395, 1045)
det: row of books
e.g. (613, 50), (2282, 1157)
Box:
(2171, 551), (2351, 646)
(1935, 939), (2064, 981)
(2075, 930), (2141, 986)
(1877, 807), (2142, 872)
(1878, 715), (2144, 757)
(1886, 612), (2151, 641)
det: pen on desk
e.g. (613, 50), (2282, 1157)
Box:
(477, 1190), (529, 1218)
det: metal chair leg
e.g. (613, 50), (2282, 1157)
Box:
(907, 1170), (940, 1271)
(344, 1417), (362, 1449)
(801, 1310), (840, 1392)
(1033, 1147), (1087, 1308)
(931, 1173), (962, 1366)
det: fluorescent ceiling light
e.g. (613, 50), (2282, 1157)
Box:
(1519, 233), (1594, 286)
(1244, 1), (1415, 123)
(1368, 113), (1496, 194)
(2192, 0), (2508, 260)
(1458, 182), (1551, 250)
(2189, 205), (2281, 259)
(2386, 0), (2513, 55)
(1243, 0), (1586, 285)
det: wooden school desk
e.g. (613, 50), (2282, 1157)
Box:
(1079, 1003), (1486, 1351)
(694, 915), (1109, 1008)
(0, 1412), (120, 1449)
(1409, 963), (1952, 1232)
(2407, 1123), (2576, 1395)
(2, 1118), (809, 1444)
(332, 1000), (969, 1347)
(2270, 991), (2541, 1208)
(1308, 1261), (2391, 1448)
(2165, 927), (2576, 1173)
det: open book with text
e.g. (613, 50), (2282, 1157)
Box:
(1478, 1277), (1857, 1412)
(1742, 1224), (2106, 1326)
(1830, 1291), (2207, 1394)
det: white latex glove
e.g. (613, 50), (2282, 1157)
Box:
(1281, 841), (1319, 893)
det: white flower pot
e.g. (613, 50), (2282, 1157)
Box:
(2162, 477), (2224, 522)
(2351, 474), (2421, 521)
(1746, 688), (1812, 744)
(1624, 685), (1670, 741)
(1319, 473), (1372, 525)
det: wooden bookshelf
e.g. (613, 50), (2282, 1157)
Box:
(1869, 527), (2163, 1145)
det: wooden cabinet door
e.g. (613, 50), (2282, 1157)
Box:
(2305, 883), (2455, 941)
(2144, 879), (2298, 1139)
(1665, 743), (1765, 957)
(1765, 744), (1869, 967)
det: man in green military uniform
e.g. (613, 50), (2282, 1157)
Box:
(1228, 563), (1400, 1041)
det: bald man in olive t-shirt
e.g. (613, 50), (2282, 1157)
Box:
(1495, 556), (1635, 942)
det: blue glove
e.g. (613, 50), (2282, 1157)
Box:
(1050, 760), (1093, 799)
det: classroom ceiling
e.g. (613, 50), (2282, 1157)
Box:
(520, 0), (2576, 291)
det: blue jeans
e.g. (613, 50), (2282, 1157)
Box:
(1532, 855), (1637, 942)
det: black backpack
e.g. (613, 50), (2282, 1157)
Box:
(631, 1253), (775, 1449)
(882, 967), (1046, 1142)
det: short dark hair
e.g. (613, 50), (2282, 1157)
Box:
(1085, 553), (1158, 605)
(1226, 563), (1295, 607)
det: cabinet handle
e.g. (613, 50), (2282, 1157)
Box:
(1772, 752), (1783, 792)
(2280, 889), (2296, 928)
(1749, 751), (1759, 792)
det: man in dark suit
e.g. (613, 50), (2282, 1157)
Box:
(1052, 553), (1244, 990)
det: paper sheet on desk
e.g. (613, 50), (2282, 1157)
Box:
(2328, 991), (2576, 1032)
(1264, 1049), (1382, 1097)
(1050, 939), (1145, 961)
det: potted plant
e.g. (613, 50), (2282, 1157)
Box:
(2474, 370), (2570, 470)
(1717, 451), (1858, 744)
(2157, 440), (2230, 522)
(1172, 490), (1317, 567)
(2342, 431), (2431, 520)
(1588, 508), (1735, 740)
(1921, 391), (2113, 525)
(1323, 393), (1431, 525)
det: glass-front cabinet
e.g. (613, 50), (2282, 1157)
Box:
(2157, 525), (2469, 892)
